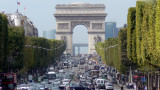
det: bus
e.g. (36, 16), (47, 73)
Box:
(0, 73), (17, 90)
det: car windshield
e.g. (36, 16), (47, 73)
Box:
(64, 63), (68, 66)
(87, 80), (91, 82)
(48, 74), (56, 79)
(63, 80), (69, 82)
(97, 80), (100, 83)
(53, 84), (59, 87)
(108, 84), (113, 86)
(70, 83), (79, 87)
(101, 80), (104, 84)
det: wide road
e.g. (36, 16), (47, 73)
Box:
(58, 56), (135, 90)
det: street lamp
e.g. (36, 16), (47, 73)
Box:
(129, 66), (133, 83)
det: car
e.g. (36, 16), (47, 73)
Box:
(16, 85), (21, 90)
(52, 83), (59, 90)
(37, 84), (45, 90)
(87, 75), (92, 79)
(76, 68), (80, 71)
(62, 79), (70, 86)
(69, 83), (86, 90)
(45, 84), (52, 90)
(105, 83), (114, 90)
(95, 79), (106, 89)
(86, 79), (92, 85)
(59, 84), (66, 90)
(19, 84), (29, 90)
(28, 85), (37, 90)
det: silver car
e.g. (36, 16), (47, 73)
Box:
(105, 83), (114, 90)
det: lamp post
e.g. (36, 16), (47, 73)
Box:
(129, 66), (132, 83)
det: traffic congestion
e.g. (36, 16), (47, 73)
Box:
(1, 54), (132, 90)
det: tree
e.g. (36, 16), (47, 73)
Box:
(136, 1), (145, 64)
(7, 26), (25, 72)
(0, 14), (8, 72)
(127, 7), (136, 61)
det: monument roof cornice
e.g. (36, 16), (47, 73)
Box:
(54, 14), (107, 17)
(55, 4), (105, 9)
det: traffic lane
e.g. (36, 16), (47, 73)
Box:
(114, 84), (122, 90)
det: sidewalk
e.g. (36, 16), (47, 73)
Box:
(116, 80), (135, 90)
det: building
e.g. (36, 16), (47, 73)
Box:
(43, 30), (56, 39)
(2, 10), (38, 37)
(105, 22), (119, 39)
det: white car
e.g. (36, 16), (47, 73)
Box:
(62, 79), (70, 86)
(19, 84), (29, 90)
(105, 83), (114, 90)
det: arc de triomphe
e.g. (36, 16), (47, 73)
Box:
(54, 3), (107, 54)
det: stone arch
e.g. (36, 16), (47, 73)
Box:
(71, 21), (90, 31)
(54, 3), (107, 54)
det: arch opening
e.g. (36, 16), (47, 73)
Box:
(73, 25), (88, 55)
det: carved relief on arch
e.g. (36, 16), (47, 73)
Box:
(58, 23), (69, 30)
(92, 23), (103, 30)
(94, 35), (102, 43)
(71, 21), (90, 30)
(61, 36), (67, 41)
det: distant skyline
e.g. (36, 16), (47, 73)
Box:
(0, 0), (137, 37)
(0, 0), (137, 54)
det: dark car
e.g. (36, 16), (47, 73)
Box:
(96, 84), (105, 89)
(59, 84), (66, 90)
(69, 83), (86, 90)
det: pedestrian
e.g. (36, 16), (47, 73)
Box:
(134, 84), (136, 90)
(121, 85), (123, 90)
(144, 86), (147, 90)
(138, 85), (140, 90)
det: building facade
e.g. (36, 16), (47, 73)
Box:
(4, 11), (38, 37)
(43, 30), (56, 39)
(105, 22), (119, 39)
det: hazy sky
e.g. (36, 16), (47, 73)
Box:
(0, 0), (137, 54)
